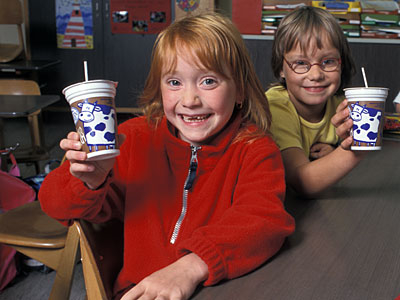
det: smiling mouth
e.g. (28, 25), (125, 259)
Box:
(180, 114), (211, 122)
(304, 86), (326, 92)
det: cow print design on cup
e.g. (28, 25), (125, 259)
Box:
(349, 101), (382, 147)
(77, 99), (117, 152)
(69, 95), (119, 160)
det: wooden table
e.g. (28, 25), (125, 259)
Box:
(0, 94), (60, 172)
(192, 140), (400, 300)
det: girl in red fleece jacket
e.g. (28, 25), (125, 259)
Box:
(39, 12), (295, 300)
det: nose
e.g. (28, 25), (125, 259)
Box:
(307, 64), (325, 81)
(181, 84), (201, 107)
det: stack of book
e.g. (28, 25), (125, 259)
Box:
(312, 1), (362, 37)
(360, 0), (400, 39)
(261, 1), (311, 35)
(261, 0), (400, 40)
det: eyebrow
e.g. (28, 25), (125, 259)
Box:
(288, 51), (340, 60)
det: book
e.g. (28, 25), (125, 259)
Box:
(312, 1), (361, 13)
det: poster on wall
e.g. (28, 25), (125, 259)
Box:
(175, 0), (214, 20)
(56, 0), (93, 49)
(110, 0), (171, 34)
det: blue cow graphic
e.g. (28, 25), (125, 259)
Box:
(77, 99), (116, 151)
(350, 102), (382, 146)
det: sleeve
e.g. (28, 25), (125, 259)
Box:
(268, 97), (303, 152)
(38, 122), (133, 226)
(176, 137), (295, 285)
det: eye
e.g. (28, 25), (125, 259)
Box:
(293, 60), (308, 66)
(167, 79), (181, 87)
(202, 78), (216, 86)
(322, 58), (336, 66)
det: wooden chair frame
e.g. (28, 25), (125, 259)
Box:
(0, 201), (80, 299)
(0, 0), (26, 62)
(0, 79), (45, 173)
(74, 219), (124, 300)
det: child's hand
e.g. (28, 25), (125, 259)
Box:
(331, 99), (353, 150)
(309, 143), (335, 160)
(60, 131), (125, 189)
(121, 253), (208, 300)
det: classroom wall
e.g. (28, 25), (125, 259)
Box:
(27, 0), (400, 112)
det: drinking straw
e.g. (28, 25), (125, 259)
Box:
(361, 67), (368, 88)
(84, 61), (88, 81)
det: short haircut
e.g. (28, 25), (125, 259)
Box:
(271, 6), (355, 94)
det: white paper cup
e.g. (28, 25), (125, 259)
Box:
(63, 80), (120, 160)
(344, 87), (388, 150)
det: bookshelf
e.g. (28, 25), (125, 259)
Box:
(243, 34), (400, 44)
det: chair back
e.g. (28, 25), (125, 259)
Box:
(74, 219), (124, 300)
(0, 201), (79, 299)
(0, 79), (41, 95)
(0, 0), (25, 62)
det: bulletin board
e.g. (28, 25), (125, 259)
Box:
(110, 0), (171, 34)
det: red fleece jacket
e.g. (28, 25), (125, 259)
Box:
(39, 114), (295, 295)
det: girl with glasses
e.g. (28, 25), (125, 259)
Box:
(265, 6), (365, 198)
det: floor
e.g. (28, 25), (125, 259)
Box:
(0, 263), (86, 300)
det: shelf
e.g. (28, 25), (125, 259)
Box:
(243, 34), (400, 44)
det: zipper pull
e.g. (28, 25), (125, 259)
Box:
(184, 146), (200, 190)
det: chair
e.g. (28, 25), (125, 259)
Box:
(0, 0), (26, 63)
(0, 201), (80, 299)
(0, 79), (45, 173)
(74, 219), (124, 300)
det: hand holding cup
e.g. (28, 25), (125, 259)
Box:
(331, 99), (354, 150)
(60, 131), (125, 189)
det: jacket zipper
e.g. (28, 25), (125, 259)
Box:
(170, 145), (200, 244)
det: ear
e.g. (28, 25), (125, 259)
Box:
(280, 70), (285, 79)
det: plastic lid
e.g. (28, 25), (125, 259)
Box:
(62, 80), (116, 103)
(344, 87), (389, 98)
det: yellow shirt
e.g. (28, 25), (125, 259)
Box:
(265, 86), (343, 158)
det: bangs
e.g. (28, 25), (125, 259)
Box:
(281, 8), (342, 55)
(158, 30), (233, 79)
(284, 25), (335, 55)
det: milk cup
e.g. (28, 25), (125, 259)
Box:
(344, 87), (388, 150)
(63, 80), (120, 160)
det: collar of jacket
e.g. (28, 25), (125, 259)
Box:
(161, 112), (242, 172)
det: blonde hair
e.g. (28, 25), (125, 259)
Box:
(271, 6), (355, 94)
(139, 12), (271, 140)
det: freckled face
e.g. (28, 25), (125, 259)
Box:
(161, 51), (239, 146)
(280, 33), (341, 121)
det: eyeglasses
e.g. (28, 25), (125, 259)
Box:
(284, 57), (341, 74)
